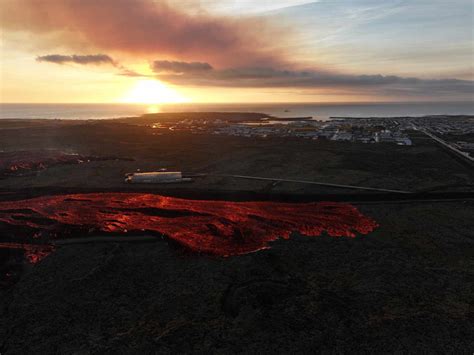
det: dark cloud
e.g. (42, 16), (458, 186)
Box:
(117, 68), (151, 78)
(36, 53), (149, 79)
(152, 60), (213, 73)
(2, 0), (286, 67)
(36, 54), (115, 65)
(153, 65), (474, 95)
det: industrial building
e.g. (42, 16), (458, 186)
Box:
(125, 171), (191, 184)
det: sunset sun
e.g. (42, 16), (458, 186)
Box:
(122, 79), (188, 104)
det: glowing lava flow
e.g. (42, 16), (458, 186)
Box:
(0, 242), (55, 264)
(0, 193), (378, 256)
(0, 150), (131, 177)
(0, 150), (89, 177)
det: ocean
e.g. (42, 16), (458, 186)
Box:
(0, 102), (473, 121)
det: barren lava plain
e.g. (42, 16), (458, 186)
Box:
(0, 115), (473, 353)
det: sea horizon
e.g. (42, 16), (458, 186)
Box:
(1, 101), (473, 121)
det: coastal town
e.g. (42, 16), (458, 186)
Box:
(146, 114), (474, 158)
(214, 117), (414, 145)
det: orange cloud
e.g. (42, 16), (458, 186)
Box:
(1, 0), (288, 67)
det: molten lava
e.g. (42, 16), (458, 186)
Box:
(0, 242), (55, 264)
(0, 193), (378, 256)
(0, 150), (90, 177)
(0, 150), (131, 177)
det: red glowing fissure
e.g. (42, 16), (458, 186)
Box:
(0, 193), (378, 256)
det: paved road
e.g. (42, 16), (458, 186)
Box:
(414, 125), (474, 164)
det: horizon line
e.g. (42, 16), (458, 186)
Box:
(1, 100), (473, 106)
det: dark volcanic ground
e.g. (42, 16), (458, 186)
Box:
(0, 116), (473, 353)
(0, 118), (472, 193)
(1, 200), (473, 353)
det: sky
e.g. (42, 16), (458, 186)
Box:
(0, 0), (473, 103)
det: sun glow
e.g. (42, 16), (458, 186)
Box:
(121, 79), (189, 104)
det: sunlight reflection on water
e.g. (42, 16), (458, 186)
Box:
(146, 105), (161, 114)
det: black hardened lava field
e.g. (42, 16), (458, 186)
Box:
(1, 113), (473, 353)
(1, 2), (474, 351)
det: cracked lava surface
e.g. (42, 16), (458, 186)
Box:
(0, 193), (378, 258)
(0, 150), (90, 177)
